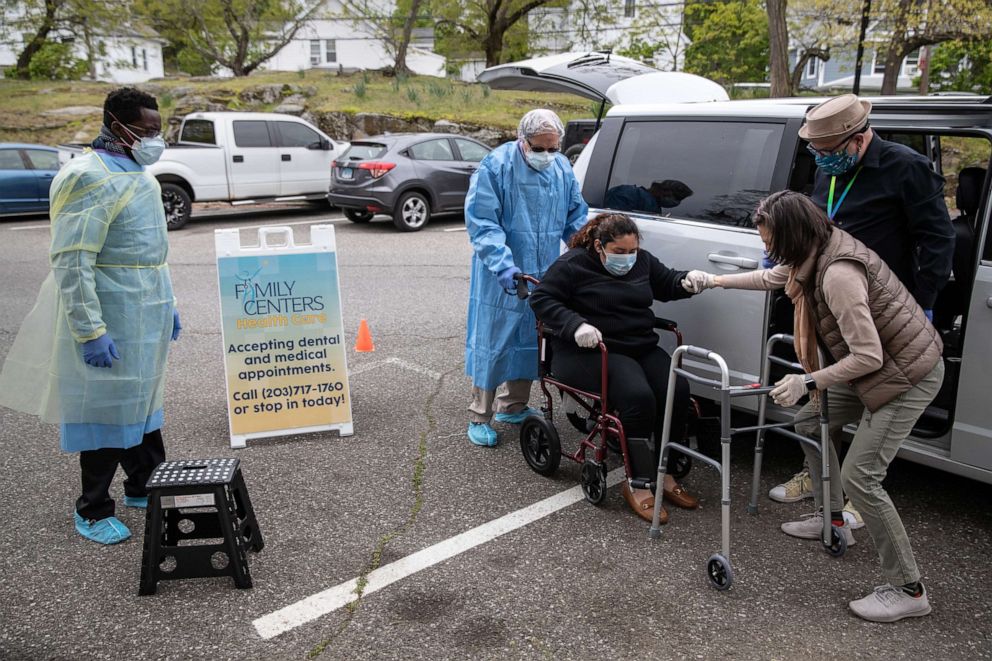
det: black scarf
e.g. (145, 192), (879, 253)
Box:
(91, 124), (131, 157)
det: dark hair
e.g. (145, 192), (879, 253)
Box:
(103, 87), (158, 128)
(569, 212), (640, 250)
(752, 191), (832, 266)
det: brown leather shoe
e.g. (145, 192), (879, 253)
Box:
(622, 481), (667, 524)
(663, 481), (700, 509)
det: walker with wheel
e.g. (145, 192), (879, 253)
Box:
(649, 335), (846, 591)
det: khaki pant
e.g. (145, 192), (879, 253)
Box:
(794, 361), (944, 586)
(468, 380), (532, 423)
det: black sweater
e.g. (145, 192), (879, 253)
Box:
(529, 247), (693, 357)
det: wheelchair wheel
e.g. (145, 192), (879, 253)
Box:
(580, 460), (608, 505)
(706, 553), (734, 591)
(667, 452), (692, 480)
(520, 416), (561, 477)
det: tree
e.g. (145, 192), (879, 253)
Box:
(872, 0), (992, 95)
(766, 0), (790, 96)
(683, 0), (768, 88)
(7, 0), (118, 79)
(432, 0), (562, 67)
(616, 0), (689, 69)
(786, 0), (860, 94)
(336, 0), (425, 75)
(138, 0), (323, 76)
(925, 38), (992, 95)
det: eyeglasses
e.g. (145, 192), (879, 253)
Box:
(527, 139), (560, 154)
(805, 125), (868, 158)
(125, 123), (162, 140)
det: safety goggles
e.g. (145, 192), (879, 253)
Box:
(526, 139), (560, 154)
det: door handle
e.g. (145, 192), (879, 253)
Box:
(233, 155), (244, 163)
(707, 253), (759, 269)
(282, 154), (291, 162)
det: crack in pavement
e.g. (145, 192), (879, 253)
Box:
(306, 363), (460, 658)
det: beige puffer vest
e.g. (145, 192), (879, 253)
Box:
(811, 230), (942, 412)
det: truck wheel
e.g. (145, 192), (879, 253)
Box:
(161, 183), (191, 231)
(344, 208), (374, 223)
(565, 144), (584, 165)
(393, 191), (430, 232)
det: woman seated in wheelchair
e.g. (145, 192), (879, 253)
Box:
(529, 212), (700, 523)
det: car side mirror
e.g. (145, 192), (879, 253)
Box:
(307, 140), (332, 151)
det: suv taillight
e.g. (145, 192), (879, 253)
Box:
(358, 161), (396, 179)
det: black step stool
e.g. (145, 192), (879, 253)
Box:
(139, 458), (263, 595)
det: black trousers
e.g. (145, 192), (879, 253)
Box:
(552, 343), (690, 478)
(76, 430), (166, 521)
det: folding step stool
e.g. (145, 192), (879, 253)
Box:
(139, 458), (263, 595)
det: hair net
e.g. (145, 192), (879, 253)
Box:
(517, 109), (565, 141)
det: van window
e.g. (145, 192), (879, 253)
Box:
(233, 121), (273, 148)
(181, 119), (216, 145)
(606, 121), (784, 227)
(276, 121), (321, 148)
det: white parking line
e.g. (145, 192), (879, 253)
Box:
(8, 224), (50, 231)
(349, 357), (441, 380)
(442, 227), (467, 232)
(252, 468), (625, 639)
(231, 217), (347, 231)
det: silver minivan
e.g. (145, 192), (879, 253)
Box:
(481, 59), (992, 484)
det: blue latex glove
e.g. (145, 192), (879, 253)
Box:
(924, 309), (933, 322)
(172, 309), (181, 341)
(497, 266), (521, 291)
(82, 334), (120, 368)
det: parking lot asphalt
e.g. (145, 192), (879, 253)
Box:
(1, 206), (991, 660)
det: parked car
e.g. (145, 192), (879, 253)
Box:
(60, 112), (349, 230)
(328, 132), (492, 231)
(577, 96), (991, 483)
(479, 52), (728, 163)
(0, 143), (60, 217)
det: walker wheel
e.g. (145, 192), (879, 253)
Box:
(580, 460), (608, 505)
(520, 416), (561, 477)
(706, 553), (734, 591)
(824, 524), (848, 557)
(668, 452), (692, 480)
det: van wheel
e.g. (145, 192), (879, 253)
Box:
(565, 144), (584, 165)
(344, 209), (374, 223)
(393, 192), (430, 231)
(161, 183), (191, 231)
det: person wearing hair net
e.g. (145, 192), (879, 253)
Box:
(0, 87), (178, 545)
(464, 109), (589, 447)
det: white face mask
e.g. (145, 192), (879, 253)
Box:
(129, 135), (166, 165)
(525, 149), (553, 171)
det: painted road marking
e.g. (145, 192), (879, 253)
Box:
(8, 224), (50, 231)
(442, 227), (467, 232)
(232, 217), (347, 231)
(253, 468), (625, 639)
(349, 357), (441, 380)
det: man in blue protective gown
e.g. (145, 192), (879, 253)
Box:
(464, 109), (589, 447)
(0, 88), (179, 545)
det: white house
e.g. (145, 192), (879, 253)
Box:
(528, 0), (689, 71)
(264, 1), (446, 77)
(0, 8), (165, 83)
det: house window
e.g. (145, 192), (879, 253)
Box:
(142, 48), (147, 71)
(872, 50), (886, 75)
(131, 46), (138, 68)
(624, 0), (635, 17)
(806, 56), (818, 79)
(903, 49), (920, 76)
(325, 40), (336, 63)
(310, 40), (321, 66)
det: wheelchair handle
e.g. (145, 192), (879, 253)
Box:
(514, 273), (540, 300)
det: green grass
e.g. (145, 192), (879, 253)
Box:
(0, 70), (592, 145)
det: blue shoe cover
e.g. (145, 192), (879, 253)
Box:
(74, 512), (131, 545)
(494, 407), (541, 424)
(124, 496), (148, 509)
(468, 422), (498, 447)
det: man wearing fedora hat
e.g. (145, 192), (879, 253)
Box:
(763, 94), (956, 510)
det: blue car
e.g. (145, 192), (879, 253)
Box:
(0, 143), (61, 217)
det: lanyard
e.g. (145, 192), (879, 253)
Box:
(827, 166), (862, 222)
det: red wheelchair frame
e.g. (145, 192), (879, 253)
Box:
(515, 274), (697, 505)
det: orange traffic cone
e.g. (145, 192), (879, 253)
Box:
(355, 318), (375, 352)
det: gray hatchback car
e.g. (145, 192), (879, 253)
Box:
(327, 132), (492, 231)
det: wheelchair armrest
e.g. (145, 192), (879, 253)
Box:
(653, 317), (678, 332)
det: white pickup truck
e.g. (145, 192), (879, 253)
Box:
(61, 111), (348, 230)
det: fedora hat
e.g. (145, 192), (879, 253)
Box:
(799, 94), (872, 141)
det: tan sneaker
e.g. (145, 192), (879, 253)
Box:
(843, 500), (865, 530)
(768, 468), (814, 503)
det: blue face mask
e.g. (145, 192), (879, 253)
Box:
(130, 135), (166, 166)
(603, 251), (637, 276)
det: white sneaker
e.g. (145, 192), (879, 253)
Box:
(768, 468), (814, 503)
(849, 584), (931, 623)
(780, 511), (855, 546)
(843, 500), (865, 530)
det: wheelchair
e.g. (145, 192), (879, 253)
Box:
(513, 275), (700, 506)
